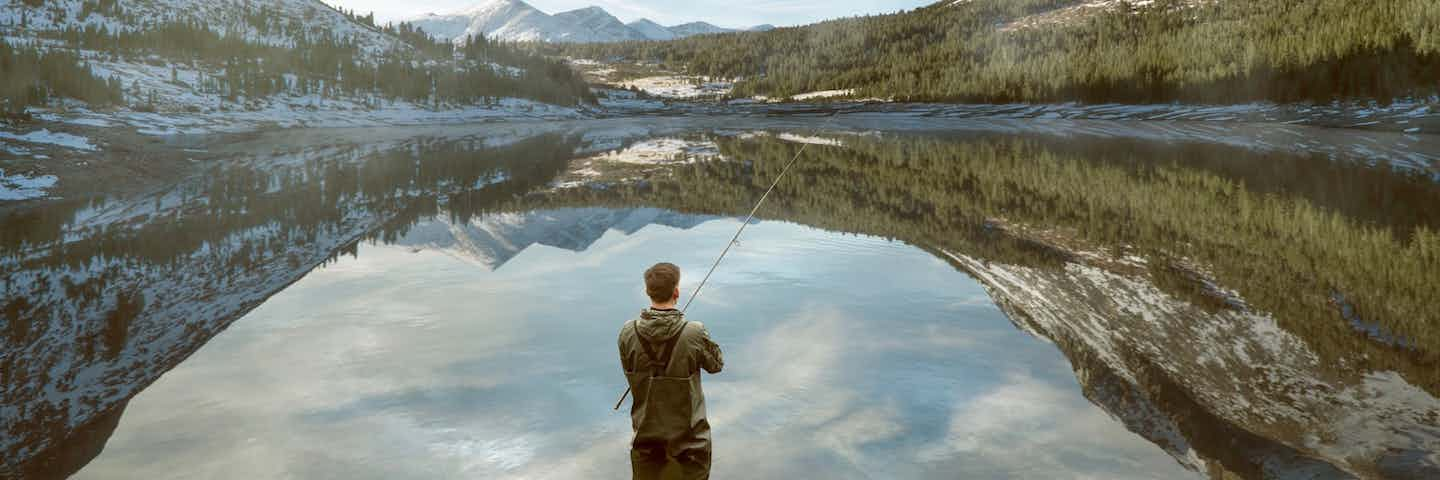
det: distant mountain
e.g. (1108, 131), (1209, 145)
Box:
(626, 18), (679, 41)
(667, 21), (736, 37)
(407, 0), (601, 43)
(554, 6), (648, 42)
(405, 0), (753, 44)
(656, 22), (775, 37)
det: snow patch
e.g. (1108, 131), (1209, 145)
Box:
(0, 128), (96, 151)
(792, 89), (856, 101)
(589, 137), (721, 165)
(777, 133), (844, 146)
(0, 169), (59, 201)
(617, 76), (732, 99)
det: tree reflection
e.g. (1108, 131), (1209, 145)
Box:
(3, 127), (1438, 477)
(0, 132), (581, 473)
(518, 132), (1440, 393)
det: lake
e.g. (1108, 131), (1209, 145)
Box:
(3, 117), (1438, 479)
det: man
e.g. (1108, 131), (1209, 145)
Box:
(618, 262), (724, 480)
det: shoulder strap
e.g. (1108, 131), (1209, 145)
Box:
(659, 322), (688, 372)
(635, 321), (687, 377)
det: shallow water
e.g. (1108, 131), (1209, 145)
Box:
(3, 119), (1438, 478)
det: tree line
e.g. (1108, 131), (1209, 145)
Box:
(0, 41), (122, 119)
(546, 0), (1440, 104)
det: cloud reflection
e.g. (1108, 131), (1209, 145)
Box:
(75, 214), (1193, 479)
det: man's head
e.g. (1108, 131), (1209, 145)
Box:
(644, 262), (681, 306)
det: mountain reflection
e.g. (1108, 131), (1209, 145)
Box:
(3, 123), (1438, 478)
(395, 208), (719, 270)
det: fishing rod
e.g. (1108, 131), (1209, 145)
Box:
(614, 111), (841, 411)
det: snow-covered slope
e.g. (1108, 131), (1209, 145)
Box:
(0, 0), (595, 141)
(0, 0), (407, 57)
(553, 6), (648, 42)
(627, 18), (679, 40)
(407, 0), (600, 43)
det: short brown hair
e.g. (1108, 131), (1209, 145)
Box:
(644, 262), (680, 303)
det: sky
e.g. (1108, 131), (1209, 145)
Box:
(325, 0), (934, 28)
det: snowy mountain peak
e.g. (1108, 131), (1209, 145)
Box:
(456, 0), (536, 15)
(405, 2), (747, 43)
(408, 0), (596, 43)
(554, 6), (648, 41)
(563, 6), (610, 16)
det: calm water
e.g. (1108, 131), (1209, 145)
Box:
(70, 214), (1191, 479)
(3, 119), (1438, 478)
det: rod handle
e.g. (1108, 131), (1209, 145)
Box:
(613, 387), (631, 410)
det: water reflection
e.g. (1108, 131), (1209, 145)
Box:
(73, 216), (1193, 479)
(533, 130), (1440, 477)
(1, 133), (586, 477)
(2, 121), (1438, 478)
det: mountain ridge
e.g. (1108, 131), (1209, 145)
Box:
(626, 18), (678, 41)
(553, 6), (649, 42)
(405, 0), (764, 43)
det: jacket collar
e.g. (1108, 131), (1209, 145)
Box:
(641, 307), (684, 320)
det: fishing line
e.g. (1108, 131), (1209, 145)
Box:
(615, 111), (841, 411)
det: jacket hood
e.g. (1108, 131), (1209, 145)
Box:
(637, 308), (686, 342)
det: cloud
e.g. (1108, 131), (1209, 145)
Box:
(916, 371), (1186, 479)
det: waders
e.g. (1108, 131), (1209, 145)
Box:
(626, 321), (698, 448)
(625, 319), (712, 479)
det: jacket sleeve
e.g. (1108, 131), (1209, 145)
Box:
(692, 322), (723, 374)
(618, 321), (633, 372)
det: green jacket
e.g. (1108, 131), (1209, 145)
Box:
(618, 308), (724, 454)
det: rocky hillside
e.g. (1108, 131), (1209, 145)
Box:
(0, 0), (405, 56)
(0, 0), (594, 134)
(550, 0), (1440, 104)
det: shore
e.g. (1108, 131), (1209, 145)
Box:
(2, 95), (1437, 206)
